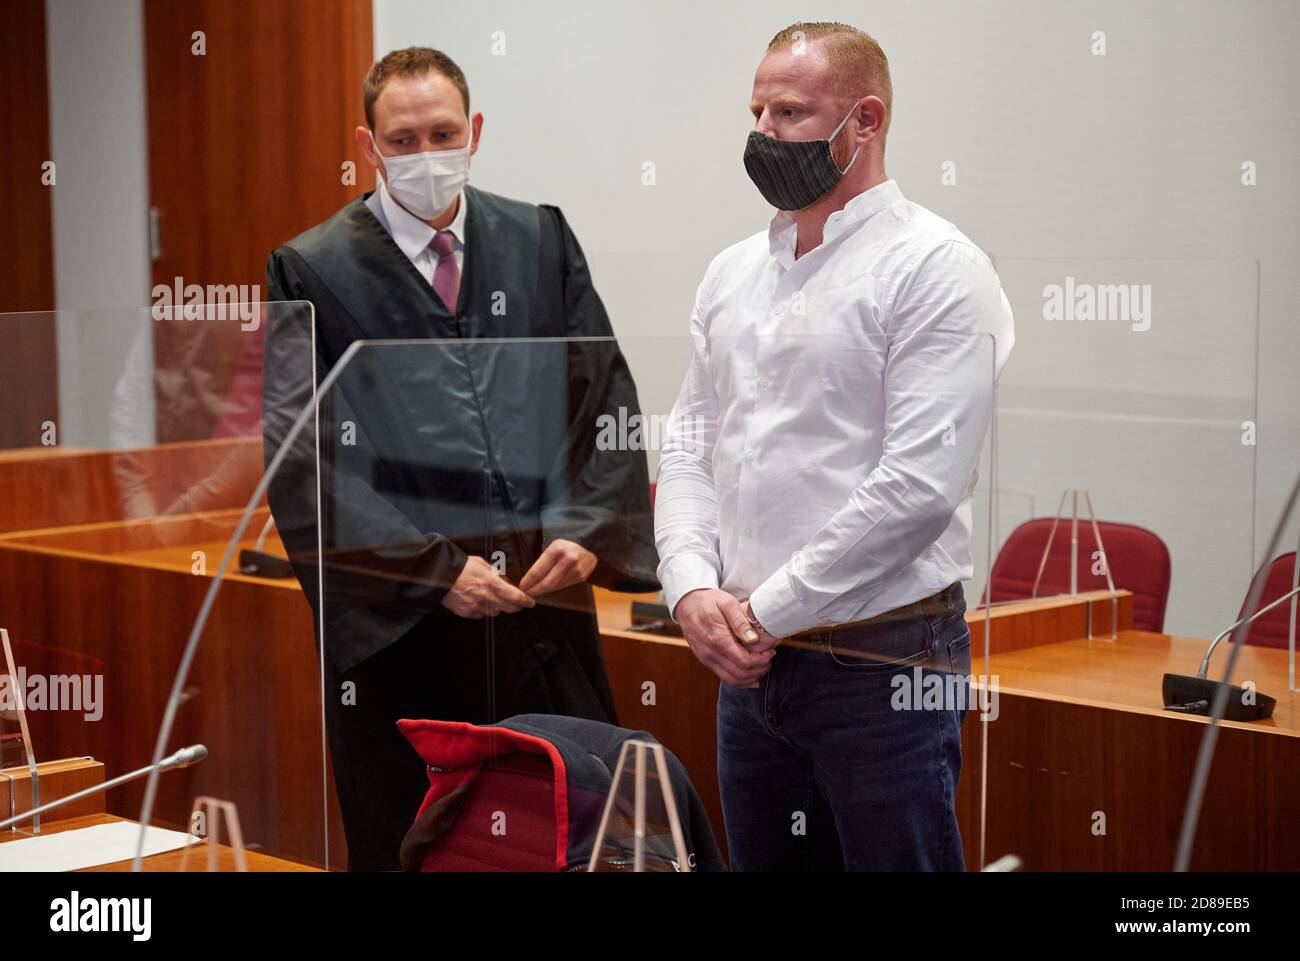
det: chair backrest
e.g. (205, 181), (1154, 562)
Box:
(1237, 552), (1298, 649)
(989, 518), (1172, 632)
(414, 751), (558, 872)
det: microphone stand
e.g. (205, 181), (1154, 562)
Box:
(1196, 584), (1300, 678)
(0, 744), (207, 832)
(1174, 475), (1300, 870)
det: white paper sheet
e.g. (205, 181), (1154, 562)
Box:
(0, 821), (196, 872)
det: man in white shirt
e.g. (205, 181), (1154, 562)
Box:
(654, 22), (1014, 871)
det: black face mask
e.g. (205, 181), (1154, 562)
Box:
(743, 104), (862, 210)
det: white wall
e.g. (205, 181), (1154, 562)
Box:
(45, 0), (154, 446)
(373, 0), (1299, 635)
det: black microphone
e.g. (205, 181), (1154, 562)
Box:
(238, 516), (295, 578)
(1161, 585), (1298, 721)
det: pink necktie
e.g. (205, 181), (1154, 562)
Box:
(430, 230), (460, 313)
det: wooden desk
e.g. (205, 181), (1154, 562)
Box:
(959, 629), (1300, 870)
(0, 508), (336, 866)
(1, 757), (317, 871)
(1, 757), (106, 824)
(20, 485), (1262, 873)
(0, 813), (320, 872)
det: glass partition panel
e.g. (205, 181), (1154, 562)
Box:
(307, 330), (996, 872)
(981, 257), (1263, 870)
(0, 302), (328, 869)
(1, 627), (41, 830)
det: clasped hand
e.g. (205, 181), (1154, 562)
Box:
(674, 589), (782, 688)
(440, 539), (597, 619)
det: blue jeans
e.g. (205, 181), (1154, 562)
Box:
(717, 583), (971, 871)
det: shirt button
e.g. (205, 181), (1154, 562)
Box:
(743, 527), (753, 537)
(744, 448), (754, 459)
(758, 376), (770, 387)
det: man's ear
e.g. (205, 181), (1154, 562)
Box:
(857, 96), (886, 144)
(355, 125), (379, 165)
(470, 112), (484, 156)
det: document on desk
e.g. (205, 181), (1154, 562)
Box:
(0, 821), (195, 871)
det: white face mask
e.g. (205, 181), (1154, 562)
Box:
(372, 132), (471, 221)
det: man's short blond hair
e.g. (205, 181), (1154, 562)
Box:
(767, 22), (892, 138)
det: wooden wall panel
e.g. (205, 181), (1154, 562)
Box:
(0, 0), (59, 448)
(0, 438), (261, 534)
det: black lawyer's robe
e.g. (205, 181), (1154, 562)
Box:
(261, 186), (658, 867)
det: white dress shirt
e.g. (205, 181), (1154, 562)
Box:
(364, 179), (467, 280)
(654, 178), (1015, 639)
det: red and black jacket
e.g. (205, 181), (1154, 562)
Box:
(397, 713), (725, 872)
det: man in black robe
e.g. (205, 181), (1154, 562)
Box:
(261, 47), (657, 870)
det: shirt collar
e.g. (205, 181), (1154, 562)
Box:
(767, 178), (903, 266)
(376, 179), (468, 260)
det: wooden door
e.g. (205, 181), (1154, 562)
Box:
(143, 0), (373, 441)
(0, 0), (59, 448)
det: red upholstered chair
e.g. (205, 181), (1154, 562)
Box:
(406, 750), (560, 871)
(1238, 552), (1298, 648)
(989, 518), (1172, 632)
(396, 722), (564, 872)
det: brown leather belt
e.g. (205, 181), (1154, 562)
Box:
(786, 582), (966, 643)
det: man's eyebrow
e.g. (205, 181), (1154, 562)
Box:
(749, 95), (806, 114)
